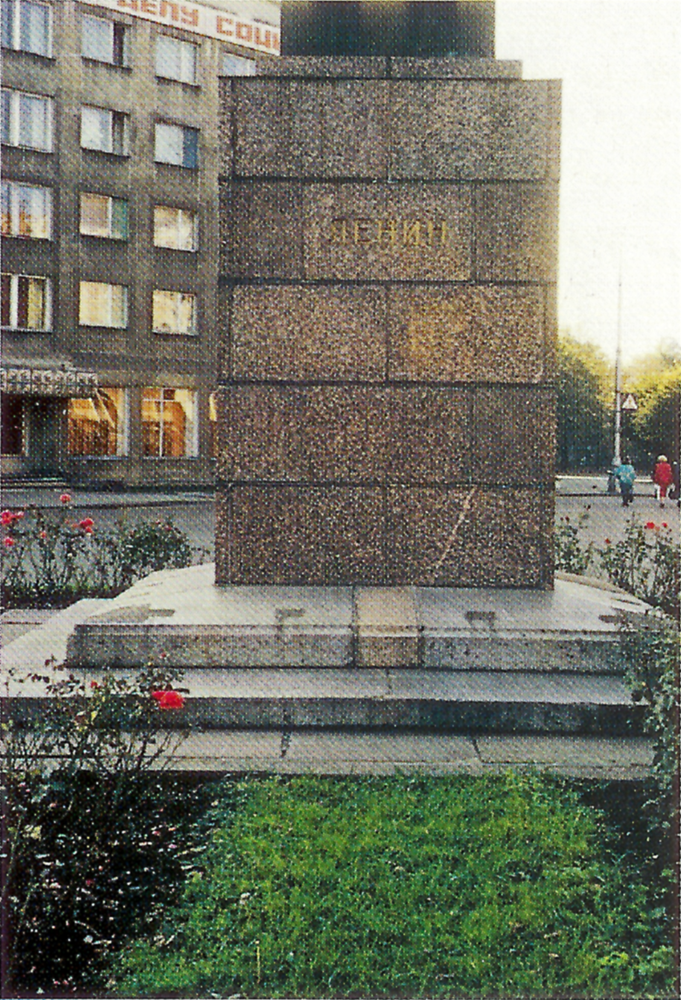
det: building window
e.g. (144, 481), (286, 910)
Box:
(1, 180), (52, 238)
(1, 88), (53, 151)
(209, 391), (218, 457)
(154, 123), (198, 168)
(80, 192), (128, 239)
(155, 35), (197, 83)
(142, 388), (198, 458)
(1, 272), (51, 330)
(221, 54), (257, 76)
(1, 395), (25, 455)
(79, 281), (128, 328)
(68, 388), (128, 457)
(1, 1), (52, 57)
(81, 14), (127, 65)
(153, 205), (197, 251)
(81, 105), (129, 155)
(152, 290), (196, 335)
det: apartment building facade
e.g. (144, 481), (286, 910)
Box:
(1, 0), (279, 487)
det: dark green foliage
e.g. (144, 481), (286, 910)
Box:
(557, 336), (613, 472)
(554, 511), (594, 575)
(1, 503), (198, 608)
(1, 662), (202, 995)
(113, 773), (675, 998)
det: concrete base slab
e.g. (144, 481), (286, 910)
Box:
(62, 563), (652, 674)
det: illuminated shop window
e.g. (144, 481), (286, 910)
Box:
(1, 88), (53, 150)
(1, 1), (52, 57)
(81, 105), (129, 155)
(156, 35), (197, 84)
(67, 388), (128, 457)
(79, 281), (128, 328)
(1, 180), (52, 239)
(80, 192), (128, 239)
(209, 391), (218, 457)
(81, 14), (127, 65)
(152, 289), (196, 335)
(142, 388), (198, 458)
(154, 123), (198, 168)
(153, 205), (197, 251)
(1, 272), (51, 330)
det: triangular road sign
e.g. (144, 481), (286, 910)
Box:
(621, 393), (638, 411)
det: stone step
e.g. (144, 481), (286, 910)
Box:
(7, 666), (643, 736)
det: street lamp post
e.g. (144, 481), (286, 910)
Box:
(613, 272), (622, 468)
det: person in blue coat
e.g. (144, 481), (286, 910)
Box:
(614, 459), (636, 506)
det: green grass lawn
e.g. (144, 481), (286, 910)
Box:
(111, 771), (674, 999)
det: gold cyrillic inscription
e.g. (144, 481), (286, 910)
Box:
(328, 217), (450, 249)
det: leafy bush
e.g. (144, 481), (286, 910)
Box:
(554, 511), (594, 574)
(0, 661), (203, 995)
(1, 498), (201, 608)
(113, 772), (675, 998)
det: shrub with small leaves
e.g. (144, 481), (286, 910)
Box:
(554, 510), (594, 574)
(0, 660), (205, 995)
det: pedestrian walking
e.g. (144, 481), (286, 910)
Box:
(652, 455), (673, 508)
(614, 459), (636, 506)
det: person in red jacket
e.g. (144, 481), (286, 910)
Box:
(652, 455), (673, 507)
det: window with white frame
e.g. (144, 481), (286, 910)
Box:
(141, 388), (198, 458)
(153, 205), (197, 251)
(80, 192), (128, 240)
(221, 53), (256, 76)
(1, 88), (53, 151)
(81, 14), (127, 65)
(153, 289), (196, 335)
(1, 272), (52, 330)
(81, 105), (128, 155)
(155, 35), (197, 84)
(209, 391), (218, 457)
(68, 388), (128, 457)
(1, 180), (52, 238)
(154, 123), (198, 168)
(79, 281), (128, 328)
(1, 0), (52, 57)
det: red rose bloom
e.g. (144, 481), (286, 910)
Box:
(152, 690), (185, 710)
(79, 517), (94, 530)
(59, 493), (72, 504)
(645, 522), (656, 529)
(604, 538), (611, 545)
(3, 536), (14, 547)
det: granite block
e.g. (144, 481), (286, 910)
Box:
(217, 486), (388, 586)
(221, 181), (303, 279)
(390, 58), (523, 80)
(388, 286), (547, 383)
(256, 57), (522, 80)
(303, 183), (472, 281)
(227, 285), (388, 381)
(260, 57), (389, 78)
(390, 80), (551, 181)
(217, 386), (472, 484)
(472, 387), (555, 484)
(385, 486), (552, 587)
(474, 182), (559, 283)
(386, 387), (472, 483)
(232, 79), (391, 178)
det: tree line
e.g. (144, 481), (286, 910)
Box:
(556, 334), (680, 474)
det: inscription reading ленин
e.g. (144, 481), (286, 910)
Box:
(328, 218), (451, 248)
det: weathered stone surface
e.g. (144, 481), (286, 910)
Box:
(217, 386), (472, 484)
(303, 183), (473, 281)
(221, 181), (303, 278)
(388, 286), (547, 382)
(227, 285), (388, 381)
(472, 387), (555, 484)
(231, 79), (391, 178)
(474, 183), (559, 283)
(390, 80), (552, 180)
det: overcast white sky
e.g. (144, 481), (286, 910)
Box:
(495, 0), (680, 365)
